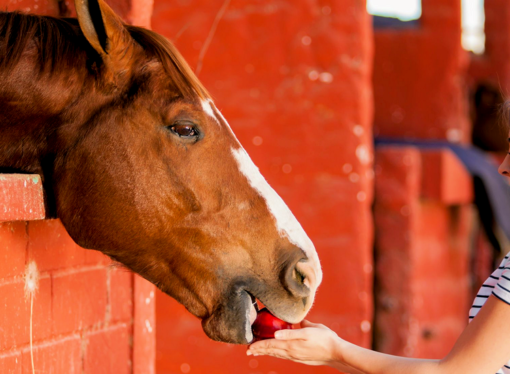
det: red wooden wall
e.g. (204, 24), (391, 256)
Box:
(372, 0), (469, 143)
(371, 0), (510, 360)
(0, 175), (155, 374)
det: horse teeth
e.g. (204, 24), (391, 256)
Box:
(249, 301), (258, 326)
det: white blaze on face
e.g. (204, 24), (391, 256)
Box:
(201, 97), (323, 294)
(201, 99), (219, 125)
(231, 147), (323, 288)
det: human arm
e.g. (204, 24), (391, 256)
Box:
(247, 295), (510, 374)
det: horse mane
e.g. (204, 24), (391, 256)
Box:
(0, 11), (209, 99)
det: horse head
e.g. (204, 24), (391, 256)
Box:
(0, 0), (322, 344)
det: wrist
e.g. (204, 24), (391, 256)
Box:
(330, 336), (348, 362)
(329, 338), (363, 374)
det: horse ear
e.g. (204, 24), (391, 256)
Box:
(75, 0), (134, 78)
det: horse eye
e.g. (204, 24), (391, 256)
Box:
(169, 124), (199, 138)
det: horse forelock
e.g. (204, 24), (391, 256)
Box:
(0, 11), (209, 103)
(0, 13), (92, 74)
(126, 26), (210, 101)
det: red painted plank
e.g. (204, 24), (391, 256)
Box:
(21, 335), (81, 374)
(0, 175), (45, 223)
(0, 350), (21, 374)
(0, 222), (28, 279)
(84, 324), (131, 374)
(52, 268), (108, 335)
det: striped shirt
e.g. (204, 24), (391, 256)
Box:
(469, 252), (510, 374)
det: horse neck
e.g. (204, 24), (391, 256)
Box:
(0, 100), (50, 176)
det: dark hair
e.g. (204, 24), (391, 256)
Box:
(0, 11), (209, 100)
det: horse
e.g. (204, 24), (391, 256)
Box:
(0, 0), (322, 344)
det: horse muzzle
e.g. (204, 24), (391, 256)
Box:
(200, 261), (320, 344)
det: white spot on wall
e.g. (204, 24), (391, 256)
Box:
(282, 164), (292, 174)
(301, 36), (312, 45)
(349, 173), (359, 183)
(343, 164), (353, 173)
(252, 136), (263, 146)
(353, 125), (364, 136)
(360, 320), (371, 333)
(446, 128), (462, 143)
(308, 70), (319, 81)
(319, 72), (333, 83)
(145, 319), (153, 333)
(356, 145), (371, 165)
(24, 261), (39, 299)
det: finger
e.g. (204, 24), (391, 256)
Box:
(249, 347), (294, 360)
(248, 348), (324, 366)
(274, 327), (312, 340)
(248, 338), (291, 352)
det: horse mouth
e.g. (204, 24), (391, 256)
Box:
(202, 289), (285, 344)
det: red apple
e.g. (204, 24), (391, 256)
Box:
(252, 308), (295, 341)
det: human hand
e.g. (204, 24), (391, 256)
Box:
(247, 320), (351, 370)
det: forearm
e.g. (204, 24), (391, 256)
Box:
(334, 340), (441, 374)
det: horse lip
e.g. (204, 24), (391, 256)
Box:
(201, 288), (256, 344)
(251, 290), (306, 325)
(246, 292), (296, 324)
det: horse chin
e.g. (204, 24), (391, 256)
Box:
(201, 290), (258, 344)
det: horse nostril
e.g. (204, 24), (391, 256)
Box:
(294, 268), (306, 285)
(282, 260), (311, 298)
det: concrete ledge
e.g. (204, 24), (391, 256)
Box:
(0, 174), (45, 222)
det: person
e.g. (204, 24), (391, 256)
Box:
(247, 131), (510, 374)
